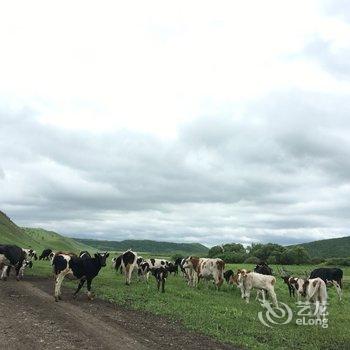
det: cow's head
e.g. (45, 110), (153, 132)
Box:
(95, 252), (109, 267)
(182, 256), (200, 270)
(136, 257), (144, 266)
(235, 269), (250, 284)
(295, 278), (309, 297)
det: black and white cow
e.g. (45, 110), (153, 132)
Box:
(23, 248), (38, 261)
(114, 250), (138, 285)
(151, 266), (168, 293)
(4, 247), (37, 279)
(39, 248), (53, 260)
(137, 260), (151, 283)
(0, 245), (26, 281)
(175, 257), (189, 279)
(138, 258), (170, 282)
(79, 251), (91, 259)
(52, 251), (109, 301)
(309, 267), (343, 300)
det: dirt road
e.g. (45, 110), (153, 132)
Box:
(0, 276), (237, 349)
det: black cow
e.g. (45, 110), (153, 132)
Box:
(39, 249), (53, 260)
(151, 266), (168, 293)
(166, 262), (178, 275)
(254, 262), (273, 275)
(53, 251), (109, 302)
(114, 250), (138, 285)
(79, 251), (91, 259)
(309, 267), (343, 300)
(0, 245), (26, 281)
(223, 269), (234, 284)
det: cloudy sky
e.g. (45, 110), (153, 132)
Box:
(1, 1), (350, 246)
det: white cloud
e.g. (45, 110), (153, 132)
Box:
(1, 1), (350, 245)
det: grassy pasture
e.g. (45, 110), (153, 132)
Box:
(28, 259), (350, 350)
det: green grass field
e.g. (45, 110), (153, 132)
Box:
(28, 258), (350, 350)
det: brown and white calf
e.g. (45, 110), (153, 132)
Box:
(182, 257), (225, 289)
(236, 270), (278, 307)
(294, 277), (328, 319)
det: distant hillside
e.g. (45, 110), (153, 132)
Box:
(75, 238), (209, 255)
(292, 236), (350, 258)
(0, 210), (92, 252)
(23, 227), (93, 252)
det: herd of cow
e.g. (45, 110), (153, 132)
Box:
(0, 244), (345, 319)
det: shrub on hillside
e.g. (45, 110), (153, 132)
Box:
(324, 257), (350, 266)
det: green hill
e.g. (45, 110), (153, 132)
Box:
(0, 211), (34, 246)
(75, 238), (209, 255)
(293, 236), (350, 258)
(0, 210), (92, 252)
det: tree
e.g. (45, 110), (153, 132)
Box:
(208, 245), (224, 258)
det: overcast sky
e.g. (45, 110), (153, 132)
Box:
(1, 1), (350, 246)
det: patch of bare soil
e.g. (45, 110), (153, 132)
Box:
(0, 276), (238, 349)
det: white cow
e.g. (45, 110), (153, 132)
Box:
(295, 277), (328, 319)
(236, 270), (278, 307)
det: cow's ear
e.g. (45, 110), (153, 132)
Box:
(247, 270), (251, 273)
(94, 253), (99, 259)
(237, 269), (241, 273)
(106, 253), (110, 258)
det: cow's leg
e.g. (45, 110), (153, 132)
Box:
(15, 264), (22, 281)
(244, 289), (251, 303)
(1, 266), (10, 280)
(86, 279), (94, 300)
(73, 278), (86, 298)
(161, 279), (165, 293)
(332, 280), (342, 301)
(124, 265), (130, 285)
(157, 279), (160, 291)
(256, 289), (265, 301)
(267, 287), (278, 307)
(54, 273), (66, 301)
(127, 265), (133, 285)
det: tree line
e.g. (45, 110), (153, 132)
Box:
(207, 243), (350, 265)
